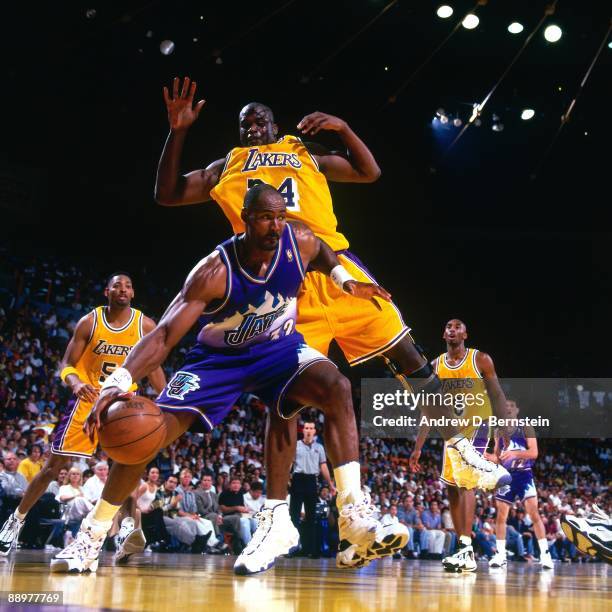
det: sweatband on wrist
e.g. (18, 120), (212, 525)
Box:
(101, 367), (133, 392)
(330, 265), (356, 292)
(60, 366), (80, 384)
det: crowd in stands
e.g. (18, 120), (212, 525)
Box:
(0, 247), (609, 562)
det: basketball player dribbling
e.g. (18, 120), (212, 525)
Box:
(410, 319), (508, 572)
(0, 274), (166, 564)
(154, 78), (509, 498)
(50, 185), (409, 575)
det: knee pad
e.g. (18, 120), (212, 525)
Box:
(385, 357), (441, 394)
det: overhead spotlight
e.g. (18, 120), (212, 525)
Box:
(521, 109), (535, 120)
(462, 14), (479, 30)
(508, 22), (524, 34)
(608, 40), (612, 49)
(453, 118), (462, 127)
(474, 118), (482, 127)
(492, 115), (504, 132)
(435, 108), (450, 124)
(544, 24), (563, 43)
(160, 40), (175, 55)
(436, 5), (453, 19)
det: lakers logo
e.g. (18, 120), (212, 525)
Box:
(166, 371), (200, 400)
(242, 149), (302, 172)
(286, 249), (293, 262)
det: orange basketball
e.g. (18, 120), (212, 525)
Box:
(98, 397), (167, 465)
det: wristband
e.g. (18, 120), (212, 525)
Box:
(60, 366), (80, 384)
(330, 265), (356, 292)
(101, 367), (133, 392)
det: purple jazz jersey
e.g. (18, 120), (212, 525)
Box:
(495, 469), (536, 504)
(495, 426), (536, 503)
(157, 224), (331, 431)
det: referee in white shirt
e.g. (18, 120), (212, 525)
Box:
(289, 420), (336, 557)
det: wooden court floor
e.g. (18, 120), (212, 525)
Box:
(0, 550), (609, 612)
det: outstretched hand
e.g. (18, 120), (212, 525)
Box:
(344, 281), (391, 310)
(163, 76), (206, 130)
(409, 449), (422, 473)
(297, 112), (347, 136)
(83, 387), (134, 441)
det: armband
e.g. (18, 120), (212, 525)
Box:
(60, 366), (80, 384)
(101, 367), (133, 392)
(330, 265), (356, 292)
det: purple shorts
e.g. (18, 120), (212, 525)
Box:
(157, 334), (331, 432)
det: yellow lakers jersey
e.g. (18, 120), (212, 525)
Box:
(433, 348), (492, 420)
(210, 135), (349, 251)
(74, 306), (143, 388)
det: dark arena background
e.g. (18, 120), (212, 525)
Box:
(0, 1), (609, 610)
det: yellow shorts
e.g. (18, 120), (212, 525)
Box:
(51, 398), (98, 458)
(440, 422), (491, 487)
(296, 252), (410, 366)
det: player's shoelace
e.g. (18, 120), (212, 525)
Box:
(242, 508), (274, 554)
(0, 514), (22, 543)
(587, 505), (612, 526)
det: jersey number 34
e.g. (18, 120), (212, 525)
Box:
(247, 178), (300, 211)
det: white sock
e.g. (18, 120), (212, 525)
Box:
(14, 508), (27, 521)
(459, 535), (472, 548)
(264, 499), (289, 515)
(497, 539), (506, 555)
(334, 461), (362, 507)
(538, 538), (549, 555)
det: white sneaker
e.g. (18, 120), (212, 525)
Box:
(539, 550), (554, 569)
(336, 495), (409, 569)
(489, 551), (507, 568)
(443, 544), (477, 573)
(233, 503), (299, 575)
(561, 505), (612, 559)
(50, 516), (107, 573)
(0, 513), (25, 556)
(114, 517), (146, 564)
(447, 439), (511, 491)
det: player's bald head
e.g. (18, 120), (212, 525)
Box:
(239, 102), (274, 122)
(243, 183), (285, 212)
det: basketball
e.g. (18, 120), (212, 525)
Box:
(98, 397), (167, 465)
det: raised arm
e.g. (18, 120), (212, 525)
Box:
(290, 221), (391, 306)
(85, 252), (227, 433)
(298, 112), (381, 183)
(59, 313), (98, 403)
(155, 76), (225, 206)
(476, 351), (507, 420)
(141, 316), (168, 395)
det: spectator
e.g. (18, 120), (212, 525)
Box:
(17, 444), (44, 483)
(82, 462), (108, 504)
(176, 468), (220, 553)
(137, 467), (168, 548)
(0, 452), (28, 520)
(420, 501), (446, 558)
(57, 467), (92, 525)
(243, 481), (266, 534)
(219, 477), (252, 553)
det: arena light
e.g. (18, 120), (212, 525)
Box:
(453, 117), (462, 127)
(435, 108), (449, 124)
(436, 5), (453, 19)
(508, 22), (524, 34)
(462, 14), (479, 30)
(544, 24), (563, 43)
(608, 40), (612, 49)
(492, 114), (504, 132)
(521, 109), (535, 120)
